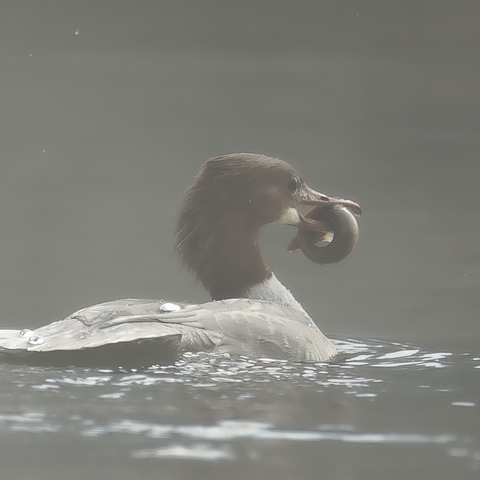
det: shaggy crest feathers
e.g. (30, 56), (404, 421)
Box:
(174, 153), (301, 300)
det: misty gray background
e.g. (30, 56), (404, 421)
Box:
(1, 0), (479, 343)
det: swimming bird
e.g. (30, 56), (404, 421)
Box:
(0, 153), (360, 367)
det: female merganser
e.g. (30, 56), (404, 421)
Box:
(0, 154), (360, 367)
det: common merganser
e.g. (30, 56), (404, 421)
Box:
(0, 154), (360, 367)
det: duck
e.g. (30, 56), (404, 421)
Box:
(0, 153), (360, 367)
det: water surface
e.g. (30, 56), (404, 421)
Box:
(1, 339), (479, 480)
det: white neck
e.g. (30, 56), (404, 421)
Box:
(245, 273), (307, 314)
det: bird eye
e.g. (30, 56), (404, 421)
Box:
(287, 177), (299, 194)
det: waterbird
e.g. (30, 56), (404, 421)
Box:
(0, 153), (360, 367)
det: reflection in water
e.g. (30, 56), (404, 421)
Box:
(0, 338), (479, 476)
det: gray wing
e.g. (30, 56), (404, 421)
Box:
(0, 298), (335, 364)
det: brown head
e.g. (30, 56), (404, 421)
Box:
(175, 153), (360, 300)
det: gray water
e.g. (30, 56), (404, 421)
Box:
(1, 341), (479, 479)
(1, 2), (479, 479)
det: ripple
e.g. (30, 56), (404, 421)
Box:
(336, 338), (455, 369)
(0, 412), (473, 455)
(451, 401), (476, 407)
(1, 338), (479, 473)
(0, 412), (61, 433)
(18, 338), (473, 396)
(79, 418), (461, 445)
(133, 444), (234, 461)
